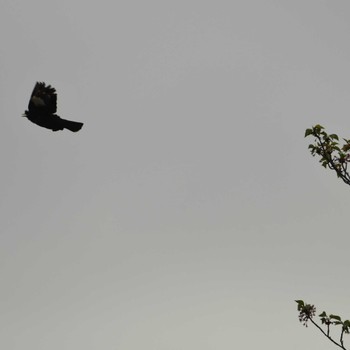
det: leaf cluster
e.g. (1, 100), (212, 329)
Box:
(296, 300), (350, 350)
(305, 125), (350, 185)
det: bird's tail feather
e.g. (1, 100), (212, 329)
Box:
(63, 119), (84, 132)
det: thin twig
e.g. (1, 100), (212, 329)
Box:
(309, 318), (347, 350)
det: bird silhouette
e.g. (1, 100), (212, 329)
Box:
(23, 82), (84, 132)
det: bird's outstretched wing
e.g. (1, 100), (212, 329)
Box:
(28, 82), (57, 115)
(23, 82), (84, 132)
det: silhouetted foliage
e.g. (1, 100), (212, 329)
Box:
(297, 126), (350, 349)
(305, 125), (350, 185)
(296, 300), (350, 350)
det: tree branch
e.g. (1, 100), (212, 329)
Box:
(309, 317), (347, 350)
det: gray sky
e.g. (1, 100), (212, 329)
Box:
(1, 1), (350, 349)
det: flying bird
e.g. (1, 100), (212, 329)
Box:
(23, 82), (84, 132)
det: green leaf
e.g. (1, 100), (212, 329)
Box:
(305, 129), (313, 137)
(342, 144), (350, 152)
(330, 314), (342, 321)
(329, 134), (339, 140)
(295, 300), (305, 310)
(319, 311), (327, 317)
(313, 125), (323, 135)
(343, 320), (350, 327)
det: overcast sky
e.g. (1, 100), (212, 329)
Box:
(1, 1), (350, 349)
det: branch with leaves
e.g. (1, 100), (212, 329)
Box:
(296, 300), (350, 350)
(305, 125), (350, 185)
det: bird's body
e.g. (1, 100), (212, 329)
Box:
(23, 82), (83, 132)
